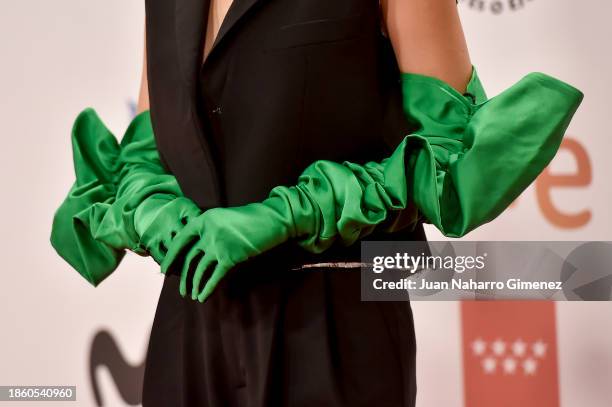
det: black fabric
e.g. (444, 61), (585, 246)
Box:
(143, 268), (417, 407)
(142, 0), (422, 405)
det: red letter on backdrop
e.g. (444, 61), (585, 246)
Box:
(536, 137), (592, 229)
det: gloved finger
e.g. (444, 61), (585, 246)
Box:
(160, 224), (200, 274)
(197, 263), (230, 303)
(191, 254), (217, 300)
(179, 245), (204, 298)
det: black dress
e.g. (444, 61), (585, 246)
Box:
(142, 0), (422, 405)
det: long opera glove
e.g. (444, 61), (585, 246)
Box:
(401, 65), (584, 236)
(161, 128), (421, 302)
(162, 65), (583, 303)
(50, 109), (202, 286)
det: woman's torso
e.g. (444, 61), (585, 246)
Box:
(142, 6), (419, 404)
(145, 0), (414, 210)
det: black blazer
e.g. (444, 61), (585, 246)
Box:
(145, 0), (426, 265)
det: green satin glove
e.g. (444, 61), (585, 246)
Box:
(161, 143), (418, 302)
(160, 198), (298, 300)
(401, 65), (584, 236)
(163, 65), (583, 302)
(161, 128), (421, 302)
(50, 109), (202, 286)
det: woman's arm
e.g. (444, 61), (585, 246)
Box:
(381, 0), (472, 93)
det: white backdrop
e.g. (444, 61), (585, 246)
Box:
(0, 1), (610, 406)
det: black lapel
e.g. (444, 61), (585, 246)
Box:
(206, 0), (264, 62)
(172, 0), (224, 207)
(174, 0), (209, 88)
(169, 0), (264, 207)
(175, 0), (264, 77)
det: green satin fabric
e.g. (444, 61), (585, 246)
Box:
(100, 110), (201, 262)
(50, 109), (124, 286)
(50, 109), (201, 286)
(161, 196), (297, 300)
(271, 139), (421, 252)
(253, 65), (584, 249)
(52, 64), (583, 297)
(400, 66), (584, 236)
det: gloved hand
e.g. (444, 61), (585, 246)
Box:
(50, 109), (202, 286)
(161, 125), (422, 302)
(163, 64), (583, 303)
(400, 65), (584, 236)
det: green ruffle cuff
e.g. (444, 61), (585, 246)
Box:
(400, 65), (584, 236)
(50, 109), (201, 286)
(50, 109), (124, 286)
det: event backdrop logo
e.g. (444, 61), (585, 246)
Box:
(460, 0), (534, 14)
(462, 301), (559, 406)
